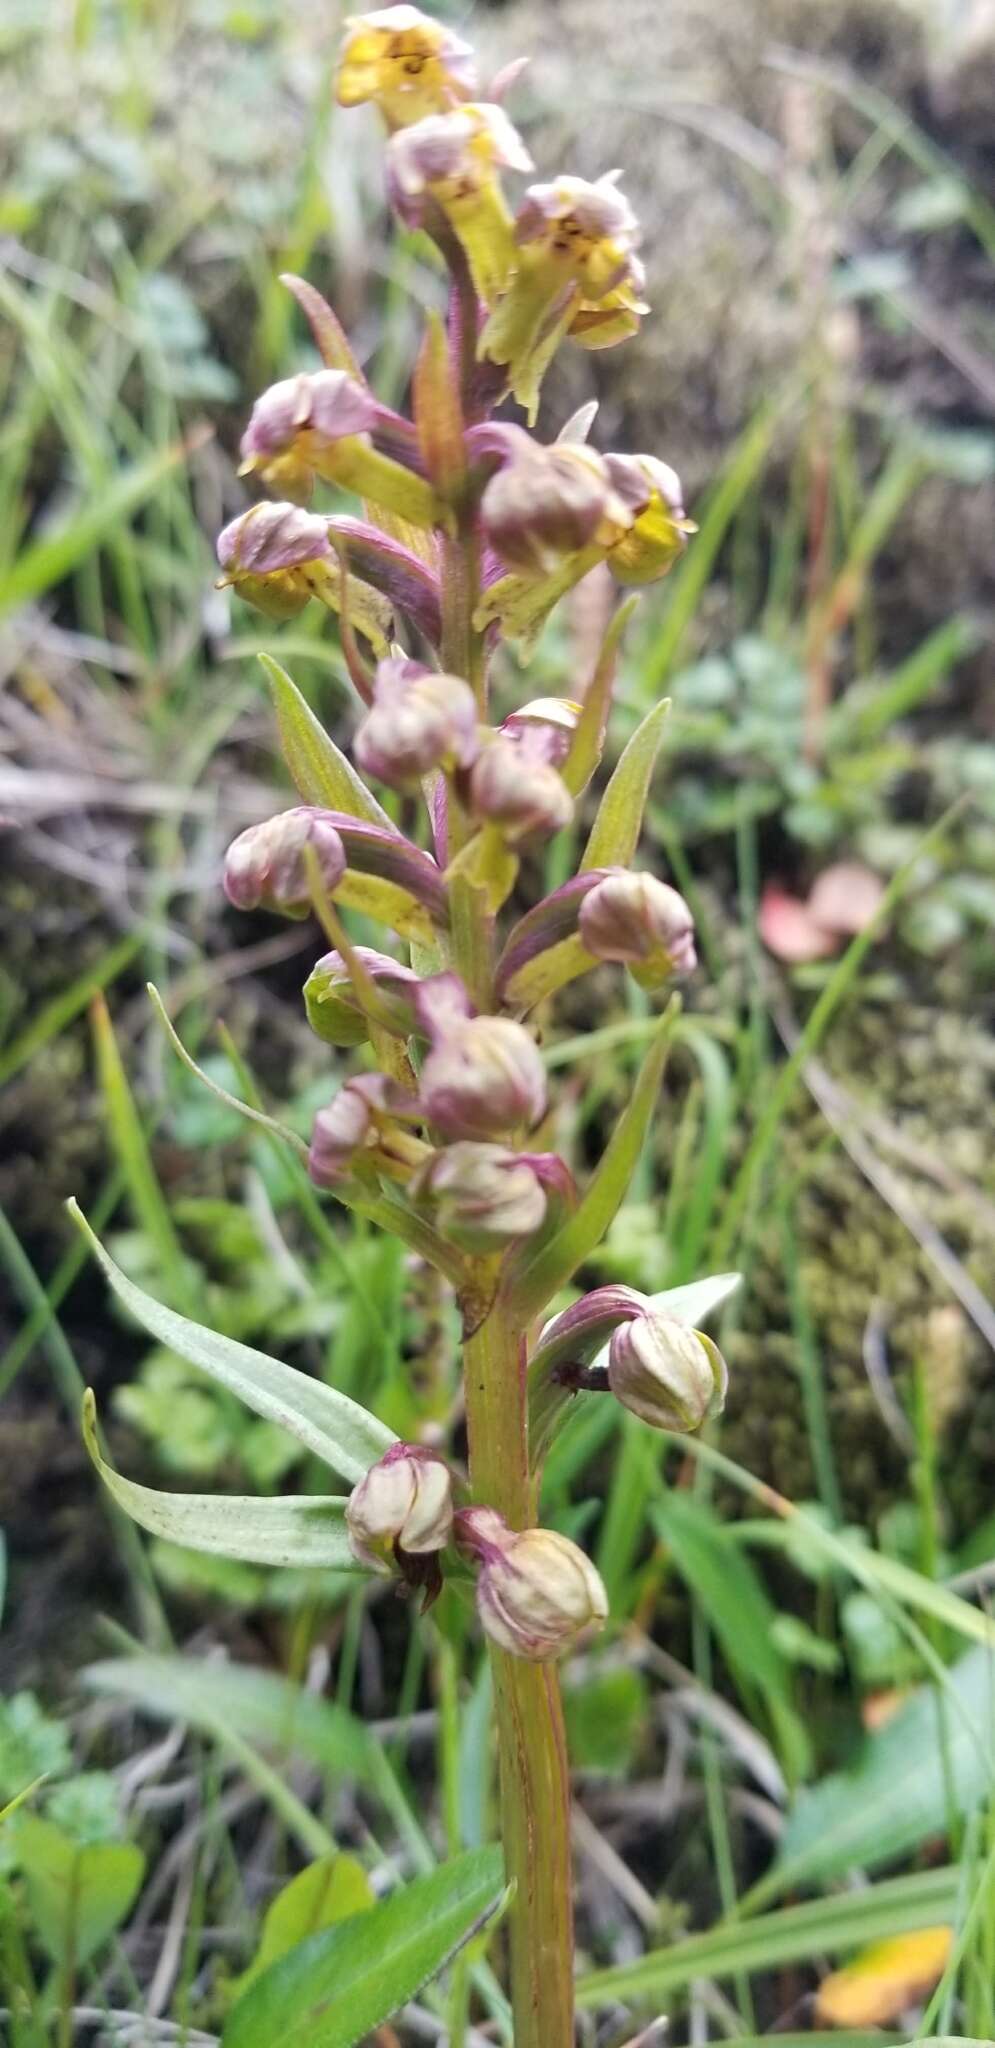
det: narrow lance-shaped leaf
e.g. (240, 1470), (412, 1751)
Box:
(261, 655), (395, 830)
(508, 1004), (680, 1326)
(413, 310), (465, 495)
(562, 597), (639, 797)
(576, 1864), (962, 2011)
(82, 1390), (361, 1571)
(83, 1652), (379, 1790)
(280, 273), (364, 380)
(653, 1492), (811, 1785)
(582, 694), (671, 869)
(222, 1848), (506, 2048)
(68, 1202), (396, 1484)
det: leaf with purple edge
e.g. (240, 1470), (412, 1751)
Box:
(506, 1002), (680, 1325)
(495, 872), (608, 1010)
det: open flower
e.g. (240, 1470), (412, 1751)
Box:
(346, 1444), (454, 1574)
(240, 369), (439, 528)
(387, 103), (533, 305)
(456, 1508), (608, 1661)
(481, 441), (640, 575)
(500, 697), (581, 766)
(308, 1073), (422, 1187)
(354, 656), (480, 788)
(479, 172), (645, 421)
(336, 6), (477, 128)
(602, 454), (694, 584)
(215, 502), (335, 620)
(240, 371), (377, 502)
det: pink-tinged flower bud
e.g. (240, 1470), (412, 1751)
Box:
(417, 1142), (549, 1251)
(354, 657), (479, 789)
(336, 6), (477, 128)
(469, 736), (574, 844)
(346, 1443), (454, 1573)
(223, 808), (346, 918)
(456, 1507), (608, 1661)
(607, 1312), (727, 1432)
(500, 698), (581, 768)
(578, 871), (697, 984)
(481, 444), (617, 574)
(215, 502), (333, 619)
(304, 947), (419, 1046)
(421, 1013), (547, 1140)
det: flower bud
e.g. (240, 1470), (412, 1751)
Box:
(607, 1311), (727, 1431)
(578, 870), (697, 984)
(456, 1507), (608, 1661)
(354, 657), (479, 789)
(482, 444), (616, 575)
(304, 947), (419, 1047)
(216, 502), (333, 619)
(421, 1013), (547, 1140)
(417, 1142), (549, 1250)
(336, 6), (477, 129)
(223, 808), (346, 918)
(469, 736), (573, 844)
(346, 1443), (454, 1573)
(500, 697), (581, 767)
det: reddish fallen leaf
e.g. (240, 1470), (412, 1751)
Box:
(814, 1925), (952, 2027)
(808, 860), (886, 937)
(758, 883), (839, 962)
(860, 1686), (911, 1732)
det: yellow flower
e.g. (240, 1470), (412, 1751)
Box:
(602, 455), (695, 584)
(336, 5), (477, 129)
(475, 450), (691, 648)
(239, 369), (441, 530)
(479, 173), (644, 422)
(387, 103), (533, 306)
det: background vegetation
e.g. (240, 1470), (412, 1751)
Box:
(1, 0), (994, 2041)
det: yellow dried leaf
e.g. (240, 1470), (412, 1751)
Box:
(815, 1925), (952, 2027)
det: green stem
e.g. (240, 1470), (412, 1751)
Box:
(462, 1304), (575, 2048)
(441, 369), (574, 2044)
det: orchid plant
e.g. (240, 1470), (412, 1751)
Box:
(76, 9), (735, 2041)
